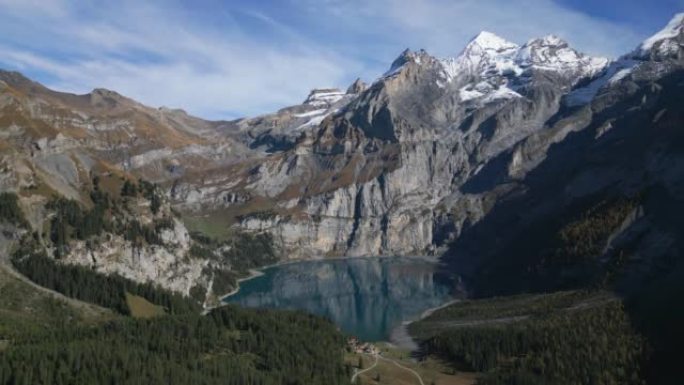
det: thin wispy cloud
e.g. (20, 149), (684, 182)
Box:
(0, 1), (358, 119)
(0, 0), (678, 119)
(293, 0), (644, 59)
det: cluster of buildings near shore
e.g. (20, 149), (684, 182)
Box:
(347, 337), (380, 355)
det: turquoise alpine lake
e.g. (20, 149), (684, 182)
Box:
(223, 257), (455, 342)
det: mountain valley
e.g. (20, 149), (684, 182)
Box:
(1, 11), (684, 385)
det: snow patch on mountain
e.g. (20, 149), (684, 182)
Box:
(295, 110), (336, 131)
(482, 86), (521, 103)
(609, 68), (634, 84)
(459, 81), (521, 103)
(565, 60), (639, 106)
(294, 109), (327, 118)
(641, 13), (684, 52)
(304, 89), (345, 107)
(568, 13), (684, 107)
(517, 35), (608, 76)
(459, 84), (486, 101)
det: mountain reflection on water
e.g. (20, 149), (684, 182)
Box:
(224, 257), (454, 341)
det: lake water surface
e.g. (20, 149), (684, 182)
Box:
(224, 257), (454, 342)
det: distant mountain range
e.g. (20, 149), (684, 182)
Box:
(1, 13), (684, 300)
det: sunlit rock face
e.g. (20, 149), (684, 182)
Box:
(225, 258), (454, 341)
(222, 15), (684, 262)
(0, 29), (619, 260)
(215, 31), (612, 259)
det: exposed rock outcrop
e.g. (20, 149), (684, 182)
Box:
(346, 78), (368, 94)
(64, 218), (208, 296)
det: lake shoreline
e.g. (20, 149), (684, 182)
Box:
(219, 268), (266, 299)
(209, 255), (453, 342)
(388, 298), (460, 350)
(216, 254), (442, 303)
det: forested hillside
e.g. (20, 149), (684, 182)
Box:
(11, 250), (199, 315)
(0, 306), (347, 385)
(0, 197), (348, 385)
(410, 291), (648, 385)
(2, 10), (684, 385)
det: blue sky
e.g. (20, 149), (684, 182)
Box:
(0, 0), (681, 120)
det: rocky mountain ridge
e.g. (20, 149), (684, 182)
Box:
(2, 13), (684, 297)
(208, 28), (615, 258)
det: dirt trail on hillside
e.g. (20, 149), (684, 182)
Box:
(415, 294), (620, 333)
(0, 232), (112, 319)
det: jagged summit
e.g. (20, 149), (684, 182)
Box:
(383, 29), (607, 91)
(446, 31), (520, 77)
(516, 35), (608, 72)
(386, 48), (413, 75)
(447, 32), (606, 98)
(384, 48), (432, 77)
(346, 78), (367, 94)
(90, 87), (125, 98)
(464, 31), (519, 53)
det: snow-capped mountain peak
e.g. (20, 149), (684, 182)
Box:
(440, 31), (520, 81)
(379, 30), (608, 106)
(567, 13), (684, 107)
(637, 13), (684, 58)
(465, 31), (519, 53)
(446, 30), (607, 81)
(447, 32), (608, 104)
(383, 48), (433, 77)
(517, 35), (608, 74)
(642, 13), (684, 50)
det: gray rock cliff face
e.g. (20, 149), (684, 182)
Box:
(218, 15), (684, 263)
(213, 32), (611, 258)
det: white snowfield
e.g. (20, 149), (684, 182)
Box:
(565, 59), (639, 107)
(294, 110), (334, 131)
(294, 109), (327, 118)
(385, 30), (609, 106)
(442, 31), (609, 84)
